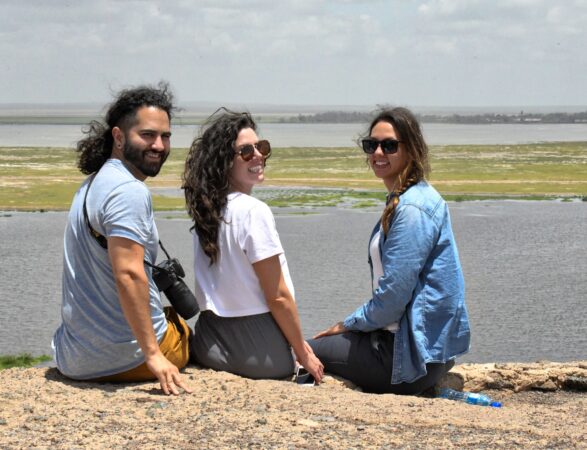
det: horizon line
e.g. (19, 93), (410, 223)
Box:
(1, 102), (586, 116)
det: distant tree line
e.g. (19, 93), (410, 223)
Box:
(279, 110), (587, 124)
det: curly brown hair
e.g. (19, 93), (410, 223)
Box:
(76, 81), (175, 175)
(183, 108), (257, 264)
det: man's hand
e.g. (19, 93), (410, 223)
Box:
(145, 352), (192, 395)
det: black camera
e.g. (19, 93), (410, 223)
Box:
(152, 258), (199, 320)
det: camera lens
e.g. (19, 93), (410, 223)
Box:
(151, 258), (199, 320)
(164, 279), (200, 320)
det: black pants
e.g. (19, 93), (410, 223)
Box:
(308, 330), (454, 395)
(190, 311), (294, 380)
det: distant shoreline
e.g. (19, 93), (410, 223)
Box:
(278, 110), (587, 125)
(1, 109), (587, 125)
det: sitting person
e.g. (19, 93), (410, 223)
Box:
(52, 83), (191, 395)
(183, 109), (323, 383)
(309, 107), (470, 394)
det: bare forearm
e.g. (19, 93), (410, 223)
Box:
(268, 293), (325, 384)
(115, 273), (160, 358)
(252, 254), (322, 379)
(108, 236), (161, 359)
(267, 296), (307, 357)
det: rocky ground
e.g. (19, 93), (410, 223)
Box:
(0, 361), (585, 449)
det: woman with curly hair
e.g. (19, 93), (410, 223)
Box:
(309, 107), (470, 394)
(183, 109), (323, 382)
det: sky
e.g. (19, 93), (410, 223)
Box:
(1, 0), (586, 108)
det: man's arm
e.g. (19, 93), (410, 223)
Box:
(108, 236), (191, 395)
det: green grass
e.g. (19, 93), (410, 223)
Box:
(1, 142), (586, 210)
(264, 143), (587, 192)
(0, 353), (52, 370)
(152, 195), (186, 211)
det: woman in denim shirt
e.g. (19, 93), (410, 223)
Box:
(309, 108), (470, 394)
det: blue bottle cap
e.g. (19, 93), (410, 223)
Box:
(490, 401), (502, 408)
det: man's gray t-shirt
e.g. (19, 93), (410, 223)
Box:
(52, 158), (167, 379)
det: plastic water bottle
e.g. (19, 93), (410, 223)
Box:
(438, 388), (502, 408)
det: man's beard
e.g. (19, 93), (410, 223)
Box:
(123, 141), (169, 178)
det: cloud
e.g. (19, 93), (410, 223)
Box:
(0, 0), (586, 106)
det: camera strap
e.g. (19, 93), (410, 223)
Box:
(82, 173), (170, 271)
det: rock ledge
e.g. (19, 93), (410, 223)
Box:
(0, 361), (585, 449)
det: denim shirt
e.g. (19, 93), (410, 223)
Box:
(343, 181), (470, 384)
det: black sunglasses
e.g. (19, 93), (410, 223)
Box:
(235, 139), (271, 161)
(361, 138), (402, 155)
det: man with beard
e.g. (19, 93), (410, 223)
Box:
(52, 83), (192, 395)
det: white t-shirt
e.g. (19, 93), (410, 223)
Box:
(370, 228), (399, 333)
(192, 192), (295, 317)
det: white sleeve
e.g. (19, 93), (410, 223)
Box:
(240, 202), (284, 264)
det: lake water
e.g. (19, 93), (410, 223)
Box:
(1, 122), (586, 147)
(1, 201), (586, 363)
